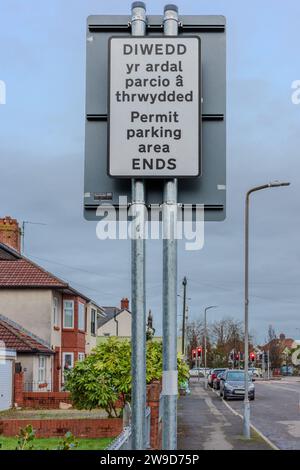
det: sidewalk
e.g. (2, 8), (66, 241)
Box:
(177, 380), (272, 450)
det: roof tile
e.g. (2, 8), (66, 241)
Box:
(0, 258), (67, 288)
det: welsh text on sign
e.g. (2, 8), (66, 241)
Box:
(108, 37), (201, 178)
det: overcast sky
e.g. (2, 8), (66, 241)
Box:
(0, 0), (299, 343)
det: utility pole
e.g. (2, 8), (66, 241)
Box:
(130, 1), (147, 450)
(162, 4), (179, 451)
(204, 305), (217, 389)
(181, 276), (187, 357)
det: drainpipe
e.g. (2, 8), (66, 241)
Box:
(114, 313), (119, 337)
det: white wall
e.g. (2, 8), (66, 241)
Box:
(97, 310), (132, 337)
(19, 354), (53, 392)
(51, 292), (62, 348)
(0, 289), (53, 344)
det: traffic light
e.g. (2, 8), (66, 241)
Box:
(250, 352), (255, 362)
(235, 353), (240, 361)
(197, 347), (202, 358)
(192, 349), (196, 359)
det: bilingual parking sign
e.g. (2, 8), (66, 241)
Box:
(108, 37), (201, 178)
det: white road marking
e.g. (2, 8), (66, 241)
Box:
(277, 421), (300, 438)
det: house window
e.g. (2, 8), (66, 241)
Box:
(78, 353), (85, 362)
(91, 308), (96, 335)
(104, 333), (110, 337)
(63, 300), (74, 328)
(78, 302), (85, 331)
(53, 297), (59, 326)
(38, 356), (46, 383)
(62, 352), (74, 371)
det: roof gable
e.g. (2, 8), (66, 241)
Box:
(97, 307), (131, 328)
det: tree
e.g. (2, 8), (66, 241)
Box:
(66, 338), (189, 417)
(267, 324), (282, 369)
(211, 317), (244, 355)
(186, 320), (204, 367)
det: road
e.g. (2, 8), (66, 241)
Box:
(215, 377), (300, 450)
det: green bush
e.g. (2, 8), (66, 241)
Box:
(66, 338), (189, 417)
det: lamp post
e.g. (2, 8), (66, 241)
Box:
(243, 181), (290, 439)
(204, 305), (218, 389)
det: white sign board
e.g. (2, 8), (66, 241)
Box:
(108, 37), (201, 178)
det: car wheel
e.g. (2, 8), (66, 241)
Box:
(250, 394), (255, 401)
(223, 392), (227, 400)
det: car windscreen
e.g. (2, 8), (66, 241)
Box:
(226, 372), (245, 381)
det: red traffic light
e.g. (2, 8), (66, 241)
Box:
(235, 354), (239, 360)
(192, 349), (196, 358)
(250, 352), (255, 361)
(197, 347), (202, 357)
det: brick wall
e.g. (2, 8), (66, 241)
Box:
(147, 380), (162, 450)
(12, 372), (162, 448)
(0, 216), (21, 252)
(22, 392), (72, 409)
(0, 418), (122, 438)
(14, 371), (24, 407)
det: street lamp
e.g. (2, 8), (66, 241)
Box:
(204, 305), (218, 389)
(243, 181), (290, 439)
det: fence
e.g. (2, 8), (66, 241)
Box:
(107, 407), (151, 450)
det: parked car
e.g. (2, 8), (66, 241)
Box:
(213, 371), (225, 390)
(189, 367), (206, 378)
(248, 367), (262, 378)
(208, 368), (227, 387)
(219, 370), (255, 400)
(281, 365), (293, 376)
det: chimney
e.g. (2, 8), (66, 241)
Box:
(121, 297), (129, 310)
(0, 216), (21, 253)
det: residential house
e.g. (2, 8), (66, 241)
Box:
(0, 216), (101, 391)
(97, 298), (131, 338)
(0, 314), (54, 392)
(86, 302), (106, 354)
(261, 333), (300, 368)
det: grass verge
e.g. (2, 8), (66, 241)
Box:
(0, 436), (113, 450)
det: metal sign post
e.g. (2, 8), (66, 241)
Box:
(130, 2), (147, 450)
(162, 4), (179, 451)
